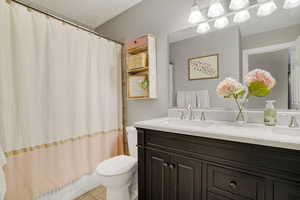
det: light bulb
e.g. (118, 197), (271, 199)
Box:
(197, 23), (210, 34)
(233, 10), (250, 23)
(229, 0), (249, 10)
(188, 4), (206, 24)
(214, 16), (229, 29)
(283, 0), (300, 9)
(208, 0), (225, 18)
(257, 0), (277, 17)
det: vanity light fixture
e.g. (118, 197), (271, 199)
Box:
(188, 0), (287, 34)
(188, 0), (206, 24)
(207, 0), (226, 18)
(197, 22), (210, 34)
(229, 0), (249, 10)
(214, 16), (229, 29)
(233, 10), (250, 23)
(257, 0), (277, 17)
(283, 0), (300, 9)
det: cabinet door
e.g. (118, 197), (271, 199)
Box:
(145, 149), (171, 200)
(169, 155), (202, 200)
(274, 182), (300, 200)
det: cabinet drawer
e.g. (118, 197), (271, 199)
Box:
(207, 165), (266, 200)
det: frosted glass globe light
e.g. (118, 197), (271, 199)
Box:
(283, 0), (300, 9)
(233, 10), (250, 23)
(229, 0), (250, 10)
(197, 22), (210, 34)
(208, 0), (226, 18)
(257, 1), (277, 17)
(214, 17), (229, 29)
(188, 4), (206, 24)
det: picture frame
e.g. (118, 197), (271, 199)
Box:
(188, 54), (219, 80)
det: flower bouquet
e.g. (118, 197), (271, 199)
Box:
(216, 69), (276, 124)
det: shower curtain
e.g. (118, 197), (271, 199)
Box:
(0, 1), (124, 199)
(290, 36), (300, 109)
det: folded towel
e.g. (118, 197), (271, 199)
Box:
(0, 145), (6, 200)
(196, 90), (210, 109)
(177, 91), (186, 108)
(185, 91), (197, 108)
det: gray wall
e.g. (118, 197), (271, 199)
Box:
(248, 50), (289, 109)
(242, 24), (300, 49)
(170, 27), (241, 109)
(96, 0), (195, 125)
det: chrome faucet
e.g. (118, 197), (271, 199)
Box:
(200, 111), (206, 121)
(186, 104), (194, 120)
(178, 110), (185, 120)
(289, 115), (299, 128)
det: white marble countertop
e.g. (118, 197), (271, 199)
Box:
(135, 117), (300, 151)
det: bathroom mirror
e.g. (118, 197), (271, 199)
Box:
(243, 42), (300, 110)
(168, 1), (300, 110)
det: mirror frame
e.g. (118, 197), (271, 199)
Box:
(242, 41), (294, 77)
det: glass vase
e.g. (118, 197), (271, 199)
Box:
(234, 98), (248, 125)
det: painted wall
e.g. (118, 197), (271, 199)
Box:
(96, 0), (299, 124)
(169, 27), (241, 109)
(96, 0), (197, 125)
(242, 24), (300, 49)
(248, 50), (289, 109)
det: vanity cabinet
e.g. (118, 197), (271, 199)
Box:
(137, 128), (300, 200)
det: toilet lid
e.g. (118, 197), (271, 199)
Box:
(96, 155), (137, 176)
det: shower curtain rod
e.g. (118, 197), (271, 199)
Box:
(8, 0), (123, 45)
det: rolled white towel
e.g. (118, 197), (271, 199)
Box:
(0, 145), (6, 200)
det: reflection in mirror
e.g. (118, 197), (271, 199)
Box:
(247, 49), (290, 109)
(168, 1), (300, 111)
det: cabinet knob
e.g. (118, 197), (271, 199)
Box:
(169, 164), (176, 170)
(163, 162), (169, 168)
(229, 181), (237, 189)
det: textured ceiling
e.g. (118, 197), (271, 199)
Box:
(23, 0), (142, 29)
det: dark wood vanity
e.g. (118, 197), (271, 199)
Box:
(137, 128), (300, 200)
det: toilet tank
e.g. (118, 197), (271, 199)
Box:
(126, 127), (137, 158)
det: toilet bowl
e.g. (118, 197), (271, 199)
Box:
(96, 127), (138, 200)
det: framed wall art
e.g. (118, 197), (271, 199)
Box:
(188, 54), (219, 80)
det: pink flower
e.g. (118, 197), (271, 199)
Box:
(216, 78), (244, 97)
(244, 69), (276, 89)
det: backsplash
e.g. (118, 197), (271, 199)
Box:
(168, 108), (300, 126)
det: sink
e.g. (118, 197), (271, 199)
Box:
(163, 118), (214, 127)
(272, 127), (300, 136)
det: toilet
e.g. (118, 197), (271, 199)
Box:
(96, 127), (138, 200)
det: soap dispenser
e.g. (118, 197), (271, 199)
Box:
(264, 100), (277, 126)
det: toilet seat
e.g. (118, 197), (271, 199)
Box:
(96, 155), (137, 176)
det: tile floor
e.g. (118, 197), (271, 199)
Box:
(75, 186), (106, 200)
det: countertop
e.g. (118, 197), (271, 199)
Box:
(135, 117), (300, 151)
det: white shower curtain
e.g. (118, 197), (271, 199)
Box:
(0, 1), (123, 199)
